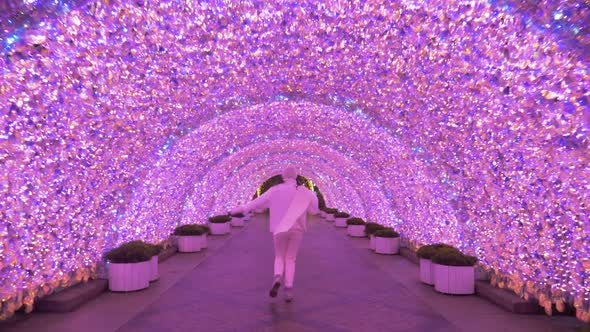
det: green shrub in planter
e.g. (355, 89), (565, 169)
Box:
(334, 212), (350, 218)
(148, 243), (163, 256)
(231, 212), (245, 218)
(323, 208), (338, 214)
(124, 240), (162, 257)
(105, 241), (153, 263)
(125, 240), (150, 248)
(373, 228), (400, 238)
(208, 215), (232, 223)
(174, 224), (208, 236)
(346, 218), (365, 225)
(125, 240), (162, 256)
(431, 247), (478, 266)
(365, 222), (385, 235)
(416, 243), (457, 259)
(199, 224), (210, 234)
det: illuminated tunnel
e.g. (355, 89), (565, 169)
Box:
(0, 0), (588, 322)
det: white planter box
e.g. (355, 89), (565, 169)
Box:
(108, 260), (150, 292)
(334, 217), (348, 227)
(433, 264), (475, 295)
(149, 255), (159, 282)
(419, 258), (434, 285)
(325, 214), (335, 222)
(347, 225), (366, 237)
(374, 237), (400, 255)
(369, 235), (376, 250)
(178, 235), (205, 252)
(209, 222), (230, 235)
(231, 217), (244, 227)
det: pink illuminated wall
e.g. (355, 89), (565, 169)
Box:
(0, 0), (588, 321)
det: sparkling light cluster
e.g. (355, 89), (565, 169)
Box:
(0, 0), (588, 321)
(126, 103), (407, 237)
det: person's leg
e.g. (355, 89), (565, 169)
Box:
(273, 232), (289, 277)
(270, 232), (289, 297)
(283, 231), (304, 289)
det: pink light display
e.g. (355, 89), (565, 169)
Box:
(0, 0), (588, 322)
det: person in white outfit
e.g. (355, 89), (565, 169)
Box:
(239, 166), (319, 302)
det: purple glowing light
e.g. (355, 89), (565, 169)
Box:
(0, 0), (588, 322)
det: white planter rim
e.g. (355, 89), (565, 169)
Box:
(109, 260), (151, 264)
(419, 258), (434, 285)
(431, 263), (476, 267)
(209, 222), (230, 235)
(178, 234), (205, 252)
(108, 260), (150, 292)
(433, 263), (475, 295)
(374, 236), (400, 255)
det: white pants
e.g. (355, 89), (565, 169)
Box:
(273, 231), (303, 288)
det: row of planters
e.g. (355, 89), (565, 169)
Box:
(104, 212), (252, 292)
(344, 215), (479, 295)
(417, 244), (478, 295)
(320, 208), (350, 227)
(319, 209), (479, 296)
(228, 210), (254, 227)
(353, 220), (401, 255)
(319, 208), (402, 255)
(319, 207), (338, 221)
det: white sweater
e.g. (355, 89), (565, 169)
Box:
(241, 179), (319, 234)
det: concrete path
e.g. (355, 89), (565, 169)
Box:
(1, 215), (581, 332)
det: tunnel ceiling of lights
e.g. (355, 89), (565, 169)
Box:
(0, 0), (589, 321)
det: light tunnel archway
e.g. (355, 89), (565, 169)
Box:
(180, 139), (395, 225)
(187, 154), (356, 218)
(0, 0), (588, 322)
(212, 156), (369, 216)
(121, 101), (424, 241)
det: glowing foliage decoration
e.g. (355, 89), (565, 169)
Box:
(176, 138), (394, 225)
(182, 150), (343, 218)
(125, 101), (412, 238)
(123, 102), (412, 237)
(209, 153), (369, 216)
(220, 160), (364, 213)
(0, 0), (589, 322)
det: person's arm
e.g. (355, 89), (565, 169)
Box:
(240, 186), (275, 212)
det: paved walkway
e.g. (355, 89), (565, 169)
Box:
(2, 215), (581, 332)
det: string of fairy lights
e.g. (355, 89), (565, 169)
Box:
(0, 0), (588, 322)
